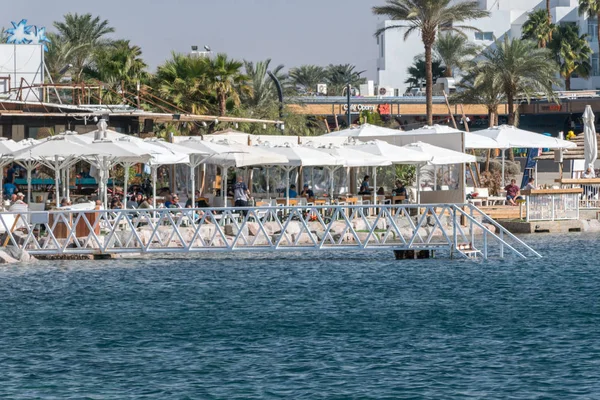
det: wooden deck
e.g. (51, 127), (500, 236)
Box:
(479, 205), (524, 220)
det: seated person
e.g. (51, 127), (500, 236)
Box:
(583, 166), (596, 179)
(287, 184), (297, 198)
(60, 198), (71, 207)
(163, 194), (173, 208)
(138, 196), (152, 209)
(523, 177), (537, 190)
(300, 184), (314, 199)
(358, 175), (371, 195)
(9, 192), (27, 211)
(376, 187), (385, 195)
(504, 179), (523, 206)
(168, 194), (180, 208)
(392, 180), (407, 197)
(3, 182), (16, 198)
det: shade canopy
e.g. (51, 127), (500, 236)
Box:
(345, 139), (432, 164)
(398, 124), (504, 149)
(472, 125), (577, 149)
(314, 144), (392, 167)
(198, 140), (288, 167)
(11, 136), (109, 160)
(402, 141), (477, 165)
(259, 144), (344, 167)
(322, 123), (401, 137)
(583, 105), (598, 172)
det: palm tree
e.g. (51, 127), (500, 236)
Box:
(288, 65), (326, 95)
(84, 40), (148, 103)
(579, 0), (600, 45)
(475, 37), (559, 127)
(153, 52), (211, 115)
(405, 56), (446, 89)
(434, 32), (480, 77)
(373, 0), (489, 125)
(521, 9), (555, 48)
(44, 32), (85, 82)
(453, 65), (505, 127)
(53, 13), (114, 81)
(203, 53), (251, 116)
(325, 64), (366, 95)
(242, 59), (286, 108)
(548, 24), (593, 90)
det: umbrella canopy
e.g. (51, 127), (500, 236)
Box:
(397, 125), (504, 149)
(11, 136), (112, 205)
(472, 125), (576, 150)
(322, 123), (401, 137)
(583, 105), (598, 173)
(0, 138), (25, 154)
(345, 139), (432, 164)
(402, 142), (477, 165)
(313, 144), (392, 167)
(261, 143), (344, 167)
(199, 140), (288, 167)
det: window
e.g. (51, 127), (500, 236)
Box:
(474, 31), (493, 41)
(592, 53), (599, 76)
(588, 19), (597, 42)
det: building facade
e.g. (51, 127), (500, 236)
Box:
(376, 0), (598, 92)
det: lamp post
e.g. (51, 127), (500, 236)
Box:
(346, 82), (351, 127)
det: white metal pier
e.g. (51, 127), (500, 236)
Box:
(0, 203), (541, 260)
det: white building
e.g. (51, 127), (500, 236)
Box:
(376, 0), (599, 93)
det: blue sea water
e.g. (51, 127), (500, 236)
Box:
(0, 234), (599, 399)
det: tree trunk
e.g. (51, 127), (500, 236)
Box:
(424, 43), (434, 126)
(507, 95), (515, 161)
(596, 11), (600, 49)
(507, 95), (515, 126)
(219, 92), (226, 117)
(547, 0), (552, 42)
(565, 74), (571, 90)
(444, 67), (452, 78)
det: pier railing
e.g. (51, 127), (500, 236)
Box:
(0, 204), (541, 259)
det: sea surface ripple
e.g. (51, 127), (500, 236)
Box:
(0, 233), (599, 399)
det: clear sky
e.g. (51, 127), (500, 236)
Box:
(8, 0), (390, 80)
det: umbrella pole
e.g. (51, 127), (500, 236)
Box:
(27, 166), (32, 204)
(123, 164), (129, 210)
(373, 166), (377, 206)
(222, 166), (227, 207)
(416, 164), (421, 207)
(54, 156), (60, 207)
(151, 166), (157, 210)
(501, 149), (505, 186)
(266, 167), (270, 199)
(190, 163), (195, 208)
(66, 166), (70, 204)
(286, 167), (290, 207)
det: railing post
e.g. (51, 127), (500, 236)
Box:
(469, 204), (474, 245)
(483, 231), (488, 259)
(499, 230), (504, 259)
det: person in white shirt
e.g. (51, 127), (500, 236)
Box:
(523, 178), (537, 190)
(583, 166), (596, 179)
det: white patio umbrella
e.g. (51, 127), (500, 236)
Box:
(403, 141), (477, 203)
(200, 140), (288, 206)
(314, 144), (391, 200)
(11, 136), (111, 206)
(0, 139), (26, 200)
(583, 105), (597, 175)
(322, 123), (401, 137)
(344, 140), (432, 204)
(258, 143), (344, 205)
(177, 138), (247, 205)
(473, 125), (576, 183)
(396, 125), (504, 149)
(83, 139), (154, 207)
